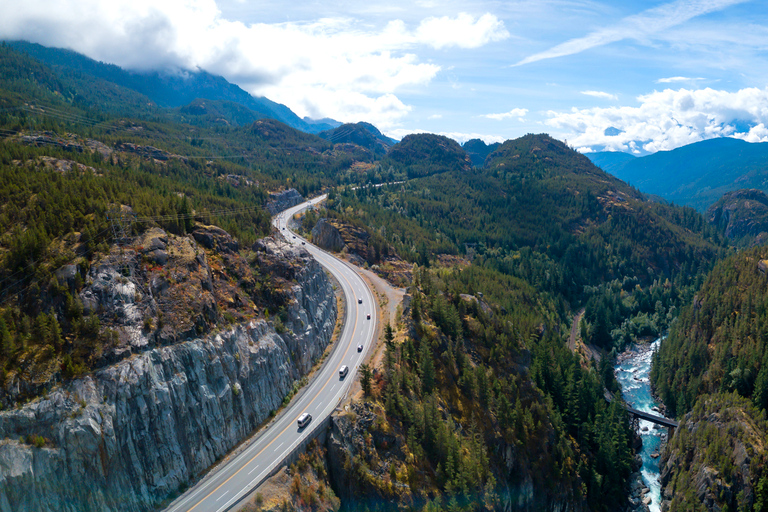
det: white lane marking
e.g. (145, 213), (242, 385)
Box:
(216, 490), (229, 502)
(276, 442), (284, 450)
(248, 464), (260, 475)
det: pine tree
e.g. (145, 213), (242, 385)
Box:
(360, 363), (373, 396)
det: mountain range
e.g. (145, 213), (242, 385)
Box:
(6, 40), (341, 134)
(586, 137), (768, 212)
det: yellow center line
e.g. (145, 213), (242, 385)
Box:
(185, 243), (361, 511)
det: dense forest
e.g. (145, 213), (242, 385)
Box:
(341, 265), (636, 511)
(322, 134), (726, 352)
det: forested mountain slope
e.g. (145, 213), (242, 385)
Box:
(325, 133), (726, 350)
(650, 246), (768, 511)
(6, 40), (339, 133)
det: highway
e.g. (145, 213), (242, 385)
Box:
(164, 194), (376, 512)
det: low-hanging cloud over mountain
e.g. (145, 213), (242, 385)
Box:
(0, 0), (509, 131)
(546, 86), (768, 154)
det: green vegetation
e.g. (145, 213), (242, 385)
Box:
(660, 393), (768, 512)
(325, 134), (725, 350)
(350, 266), (635, 511)
(651, 246), (768, 417)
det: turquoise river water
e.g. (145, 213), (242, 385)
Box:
(615, 339), (666, 512)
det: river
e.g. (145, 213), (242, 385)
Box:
(615, 339), (665, 512)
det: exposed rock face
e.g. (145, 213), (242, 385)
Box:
(115, 142), (174, 161)
(707, 188), (768, 244)
(265, 188), (304, 215)
(311, 218), (345, 252)
(0, 239), (336, 512)
(659, 394), (765, 512)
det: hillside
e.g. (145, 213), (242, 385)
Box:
(381, 133), (472, 179)
(650, 246), (768, 417)
(323, 134), (725, 351)
(586, 138), (768, 212)
(323, 266), (636, 511)
(318, 122), (395, 157)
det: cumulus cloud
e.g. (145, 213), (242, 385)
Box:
(0, 1), (508, 130)
(581, 90), (618, 100)
(482, 108), (528, 121)
(415, 13), (509, 49)
(546, 86), (768, 153)
(515, 0), (750, 66)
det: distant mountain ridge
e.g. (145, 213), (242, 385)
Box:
(586, 138), (768, 212)
(5, 40), (341, 134)
(462, 138), (500, 167)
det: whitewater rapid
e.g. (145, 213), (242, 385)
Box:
(615, 339), (666, 512)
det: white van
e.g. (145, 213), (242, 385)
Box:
(297, 412), (311, 428)
(339, 365), (349, 378)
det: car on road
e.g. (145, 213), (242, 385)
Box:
(366, 313), (371, 320)
(292, 235), (296, 238)
(358, 298), (362, 304)
(301, 241), (305, 245)
(297, 412), (312, 428)
(357, 344), (363, 352)
(339, 365), (349, 378)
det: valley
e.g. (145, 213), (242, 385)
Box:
(0, 40), (766, 512)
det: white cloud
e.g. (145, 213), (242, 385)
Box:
(656, 76), (704, 84)
(515, 0), (751, 66)
(482, 108), (528, 121)
(545, 86), (768, 153)
(428, 114), (443, 119)
(581, 90), (618, 100)
(415, 13), (509, 50)
(0, 1), (508, 130)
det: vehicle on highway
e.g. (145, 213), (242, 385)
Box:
(339, 365), (349, 378)
(297, 413), (312, 428)
(366, 314), (371, 320)
(358, 298), (362, 304)
(301, 241), (305, 245)
(357, 344), (363, 352)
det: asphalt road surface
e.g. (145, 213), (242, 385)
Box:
(164, 195), (376, 512)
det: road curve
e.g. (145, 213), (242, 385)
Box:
(164, 195), (376, 512)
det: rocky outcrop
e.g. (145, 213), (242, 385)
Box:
(265, 188), (304, 215)
(659, 393), (765, 512)
(115, 142), (174, 162)
(311, 218), (345, 252)
(0, 239), (336, 512)
(707, 188), (768, 244)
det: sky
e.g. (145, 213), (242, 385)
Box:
(2, 0), (768, 154)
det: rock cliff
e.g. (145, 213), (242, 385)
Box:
(706, 188), (768, 244)
(659, 393), (768, 512)
(311, 218), (345, 252)
(265, 189), (304, 215)
(0, 237), (336, 512)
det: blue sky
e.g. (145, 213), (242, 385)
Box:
(2, 0), (767, 153)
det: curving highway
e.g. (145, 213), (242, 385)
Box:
(164, 195), (376, 512)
